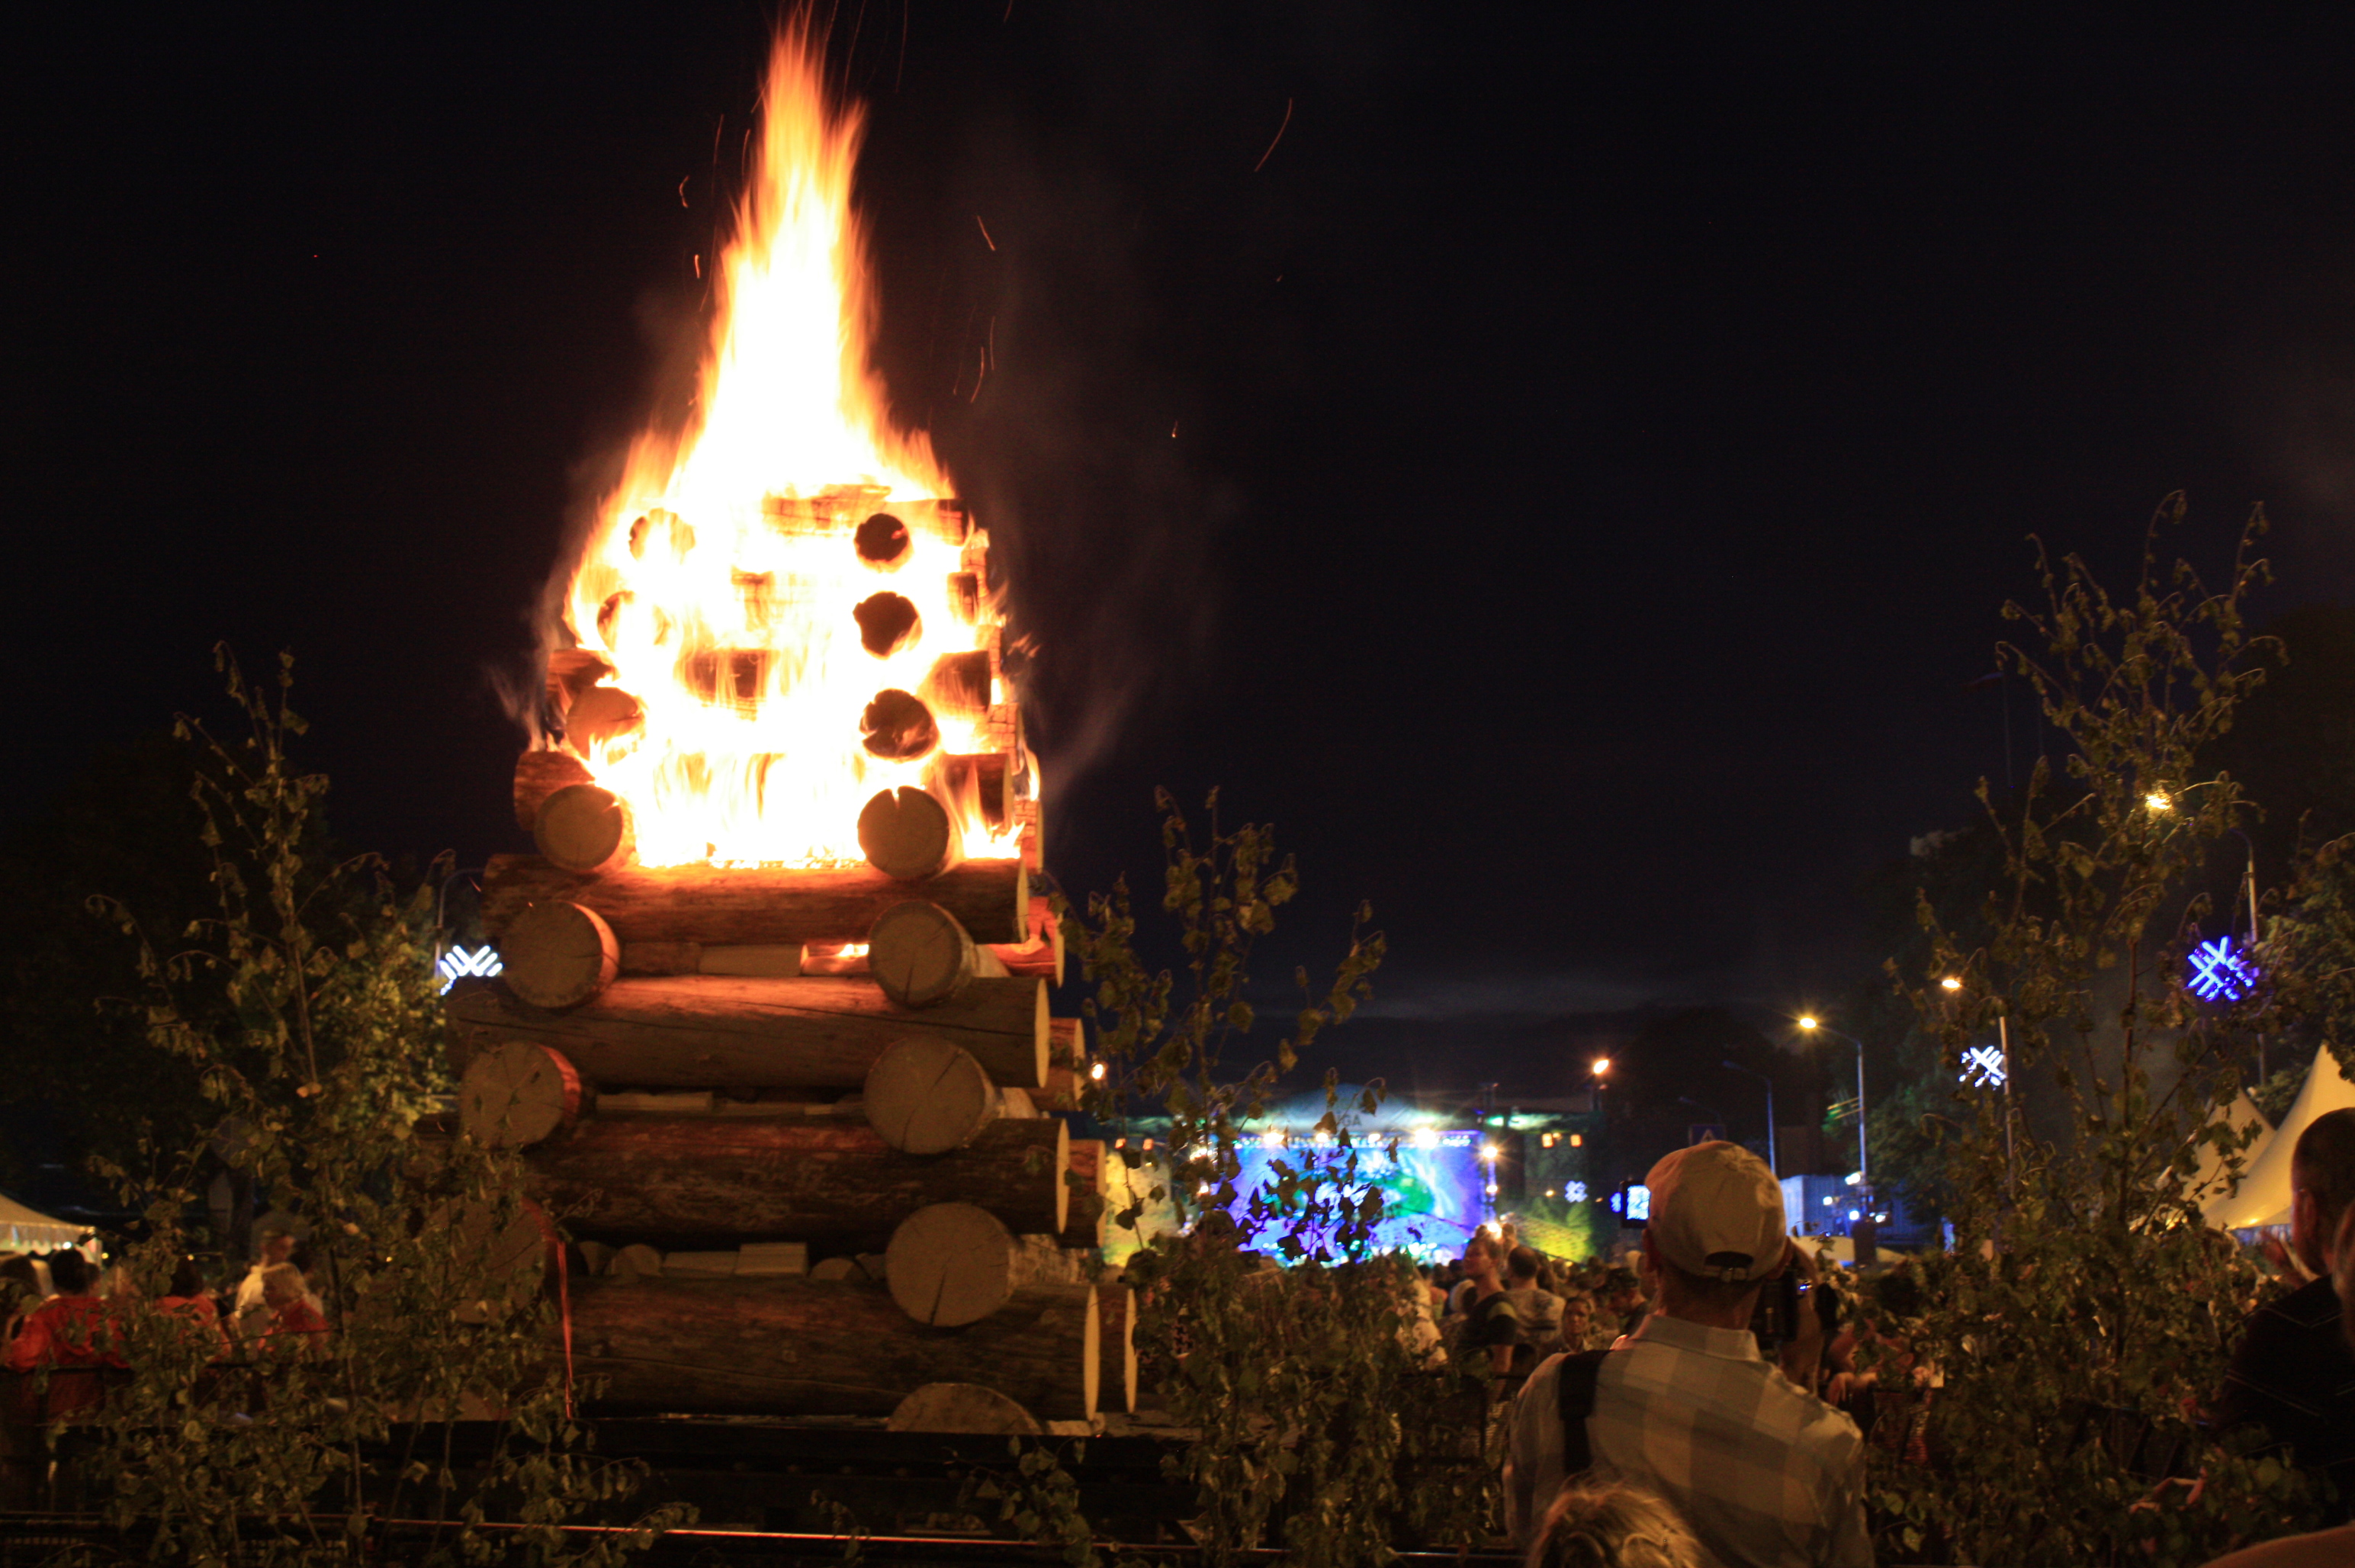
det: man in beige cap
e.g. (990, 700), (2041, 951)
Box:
(1505, 1142), (1868, 1567)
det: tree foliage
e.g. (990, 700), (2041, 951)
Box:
(1875, 501), (2323, 1564)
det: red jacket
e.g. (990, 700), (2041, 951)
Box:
(4, 1295), (120, 1373)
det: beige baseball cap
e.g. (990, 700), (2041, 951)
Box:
(1644, 1141), (1788, 1283)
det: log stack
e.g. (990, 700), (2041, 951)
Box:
(451, 510), (1125, 1426)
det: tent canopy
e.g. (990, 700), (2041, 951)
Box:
(0, 1191), (86, 1252)
(2204, 1046), (2355, 1231)
(2183, 1090), (2272, 1205)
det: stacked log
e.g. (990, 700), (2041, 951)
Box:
(449, 547), (1109, 1425)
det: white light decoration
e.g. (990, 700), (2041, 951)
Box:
(436, 944), (503, 994)
(1410, 1127), (1440, 1149)
(1565, 1181), (1588, 1203)
(1960, 1044), (2008, 1089)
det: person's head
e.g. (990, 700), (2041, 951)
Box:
(168, 1258), (204, 1300)
(1526, 1479), (1707, 1568)
(1640, 1142), (1788, 1329)
(2336, 1203), (2355, 1349)
(1507, 1245), (1543, 1285)
(2290, 1107), (2355, 1277)
(260, 1264), (306, 1311)
(47, 1250), (92, 1296)
(1775, 1243), (1825, 1390)
(1464, 1235), (1499, 1285)
(1560, 1291), (1595, 1344)
(1603, 1268), (1642, 1313)
(257, 1223), (297, 1267)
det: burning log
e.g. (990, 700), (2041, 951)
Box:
(497, 901), (620, 1010)
(457, 1041), (586, 1149)
(885, 1202), (1031, 1327)
(867, 899), (1007, 1009)
(532, 784), (635, 876)
(857, 787), (962, 882)
(525, 1114), (1068, 1240)
(861, 689), (938, 760)
(482, 853), (1028, 947)
(545, 649), (615, 720)
(565, 1276), (1099, 1419)
(445, 973), (1049, 1090)
(562, 686), (644, 757)
(513, 750), (596, 832)
(987, 896), (1062, 984)
(918, 651), (991, 722)
(855, 512), (913, 570)
(940, 752), (1009, 831)
(863, 1037), (999, 1155)
(946, 572), (980, 625)
(853, 592), (922, 657)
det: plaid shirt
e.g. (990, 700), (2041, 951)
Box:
(1505, 1314), (1871, 1568)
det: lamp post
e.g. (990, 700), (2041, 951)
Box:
(1721, 1061), (1777, 1174)
(1797, 1017), (1868, 1198)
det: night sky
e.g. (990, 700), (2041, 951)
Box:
(14, 8), (2355, 1109)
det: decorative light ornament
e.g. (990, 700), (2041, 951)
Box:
(1565, 1181), (1588, 1203)
(2188, 935), (2258, 1003)
(1960, 1044), (2008, 1089)
(436, 944), (503, 994)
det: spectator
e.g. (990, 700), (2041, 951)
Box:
(1558, 1291), (1611, 1354)
(231, 1219), (299, 1327)
(1526, 1478), (1709, 1568)
(2198, 1203), (2355, 1568)
(1506, 1246), (1566, 1372)
(2215, 1107), (2355, 1520)
(1505, 1141), (1868, 1566)
(4, 1250), (118, 1379)
(253, 1265), (328, 1358)
(155, 1259), (230, 1361)
(1455, 1235), (1521, 1387)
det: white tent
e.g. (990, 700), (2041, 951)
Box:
(0, 1191), (87, 1252)
(2182, 1090), (2272, 1207)
(2203, 1046), (2355, 1231)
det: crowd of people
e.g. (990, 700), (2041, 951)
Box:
(0, 1218), (332, 1406)
(1417, 1109), (2355, 1568)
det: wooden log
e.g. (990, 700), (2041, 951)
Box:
(514, 750), (596, 832)
(946, 572), (980, 625)
(497, 901), (619, 1010)
(865, 1038), (998, 1155)
(567, 1277), (1097, 1419)
(1038, 1067), (1083, 1113)
(919, 651), (991, 722)
(561, 686), (643, 757)
(533, 784), (635, 875)
(853, 592), (922, 658)
(1062, 1138), (1108, 1251)
(869, 900), (1009, 1009)
(1049, 1017), (1083, 1067)
(888, 1383), (1040, 1435)
(527, 1116), (1068, 1241)
(862, 689), (938, 761)
(886, 1202), (1020, 1327)
(545, 649), (615, 720)
(940, 753), (1009, 831)
(424, 1197), (553, 1322)
(609, 1243), (662, 1280)
(619, 940), (702, 976)
(482, 854), (1027, 947)
(1100, 1287), (1136, 1415)
(857, 787), (961, 882)
(458, 1042), (586, 1149)
(446, 973), (1049, 1091)
(988, 896), (1062, 984)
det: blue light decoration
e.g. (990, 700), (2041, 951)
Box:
(437, 943), (503, 994)
(1624, 1184), (1652, 1223)
(2187, 935), (2259, 1004)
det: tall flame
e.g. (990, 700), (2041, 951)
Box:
(557, 30), (1014, 869)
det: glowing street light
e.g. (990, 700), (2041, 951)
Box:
(1939, 975), (1962, 992)
(1798, 1015), (1871, 1200)
(2145, 791), (2173, 813)
(1590, 1057), (1611, 1078)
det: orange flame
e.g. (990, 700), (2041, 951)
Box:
(557, 29), (1017, 869)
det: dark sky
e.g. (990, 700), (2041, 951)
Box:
(13, 7), (2355, 1100)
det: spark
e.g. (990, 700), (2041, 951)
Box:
(975, 214), (997, 252)
(1253, 97), (1295, 173)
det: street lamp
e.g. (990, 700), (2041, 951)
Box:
(1796, 1017), (1868, 1197)
(1721, 1061), (1777, 1175)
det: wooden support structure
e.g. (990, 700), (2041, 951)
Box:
(482, 854), (1028, 947)
(565, 1276), (1100, 1419)
(445, 974), (1049, 1090)
(524, 1114), (1068, 1241)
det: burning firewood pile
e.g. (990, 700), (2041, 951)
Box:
(428, 32), (1135, 1432)
(441, 500), (1129, 1430)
